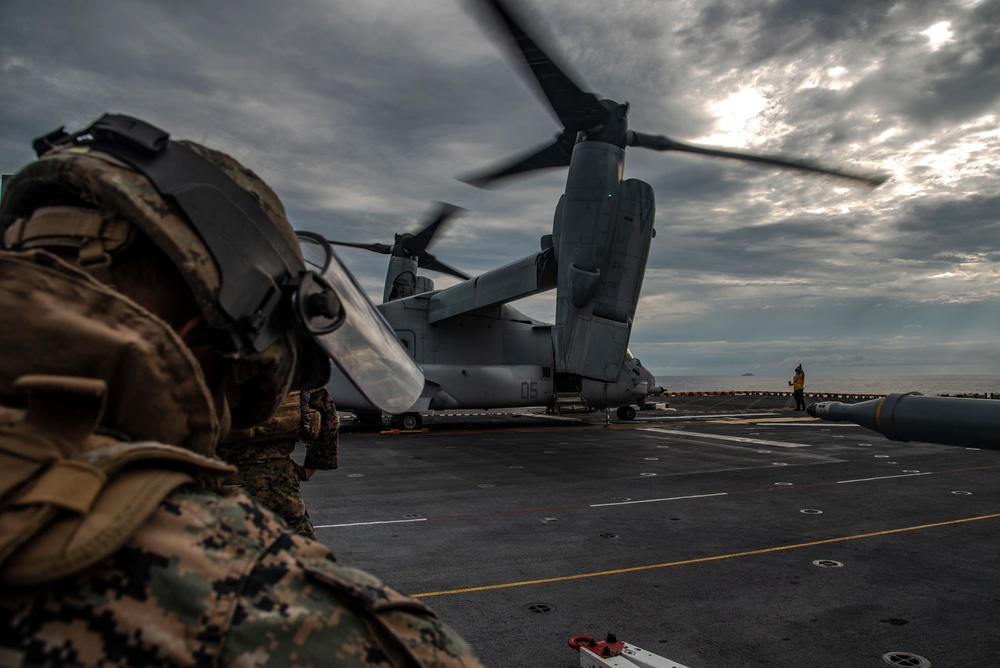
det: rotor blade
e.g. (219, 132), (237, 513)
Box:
(628, 131), (890, 187)
(421, 256), (472, 280)
(459, 132), (576, 188)
(407, 202), (465, 254)
(326, 239), (393, 254)
(469, 0), (607, 132)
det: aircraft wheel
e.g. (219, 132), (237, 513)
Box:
(398, 412), (422, 430)
(616, 405), (636, 421)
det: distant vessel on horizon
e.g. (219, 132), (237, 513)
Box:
(741, 372), (754, 376)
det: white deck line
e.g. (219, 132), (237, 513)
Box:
(639, 427), (811, 448)
(836, 472), (933, 484)
(591, 492), (729, 507)
(315, 518), (428, 529)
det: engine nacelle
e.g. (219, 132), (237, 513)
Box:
(552, 145), (656, 383)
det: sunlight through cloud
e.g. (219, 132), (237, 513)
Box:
(701, 87), (768, 146)
(921, 21), (953, 50)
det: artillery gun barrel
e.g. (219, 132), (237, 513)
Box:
(806, 393), (1000, 450)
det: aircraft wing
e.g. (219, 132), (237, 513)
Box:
(427, 248), (556, 322)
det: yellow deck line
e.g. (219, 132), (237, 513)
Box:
(413, 513), (1000, 598)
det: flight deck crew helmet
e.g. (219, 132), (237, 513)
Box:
(0, 113), (422, 426)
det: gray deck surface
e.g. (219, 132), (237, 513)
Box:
(301, 395), (1000, 668)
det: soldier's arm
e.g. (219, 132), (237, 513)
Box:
(160, 487), (484, 667)
(223, 534), (485, 667)
(303, 387), (339, 471)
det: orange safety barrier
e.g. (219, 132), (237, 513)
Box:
(650, 390), (886, 400)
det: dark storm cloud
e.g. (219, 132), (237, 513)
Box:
(895, 0), (1000, 125)
(754, 0), (906, 51)
(687, 0), (904, 67)
(895, 194), (1000, 257)
(1, 0), (997, 375)
(641, 156), (754, 204)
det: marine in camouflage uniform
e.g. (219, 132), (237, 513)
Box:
(217, 386), (340, 539)
(0, 114), (484, 667)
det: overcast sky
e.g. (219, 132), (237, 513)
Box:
(2, 0), (999, 378)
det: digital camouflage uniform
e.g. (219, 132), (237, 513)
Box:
(216, 387), (340, 539)
(0, 132), (485, 667)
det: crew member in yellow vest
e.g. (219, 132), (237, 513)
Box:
(790, 364), (806, 411)
(217, 386), (338, 539)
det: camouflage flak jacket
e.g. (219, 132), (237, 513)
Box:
(2, 485), (484, 667)
(0, 250), (484, 667)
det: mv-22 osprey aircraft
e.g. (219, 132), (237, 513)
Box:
(325, 0), (887, 430)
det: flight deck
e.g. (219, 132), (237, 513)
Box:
(301, 396), (1000, 668)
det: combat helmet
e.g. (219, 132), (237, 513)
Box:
(0, 114), (331, 427)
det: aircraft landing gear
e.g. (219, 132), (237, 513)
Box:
(616, 405), (636, 420)
(391, 412), (423, 430)
(356, 411), (383, 425)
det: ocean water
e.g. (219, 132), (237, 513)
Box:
(657, 374), (1000, 397)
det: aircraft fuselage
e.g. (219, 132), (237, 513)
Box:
(326, 293), (655, 413)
